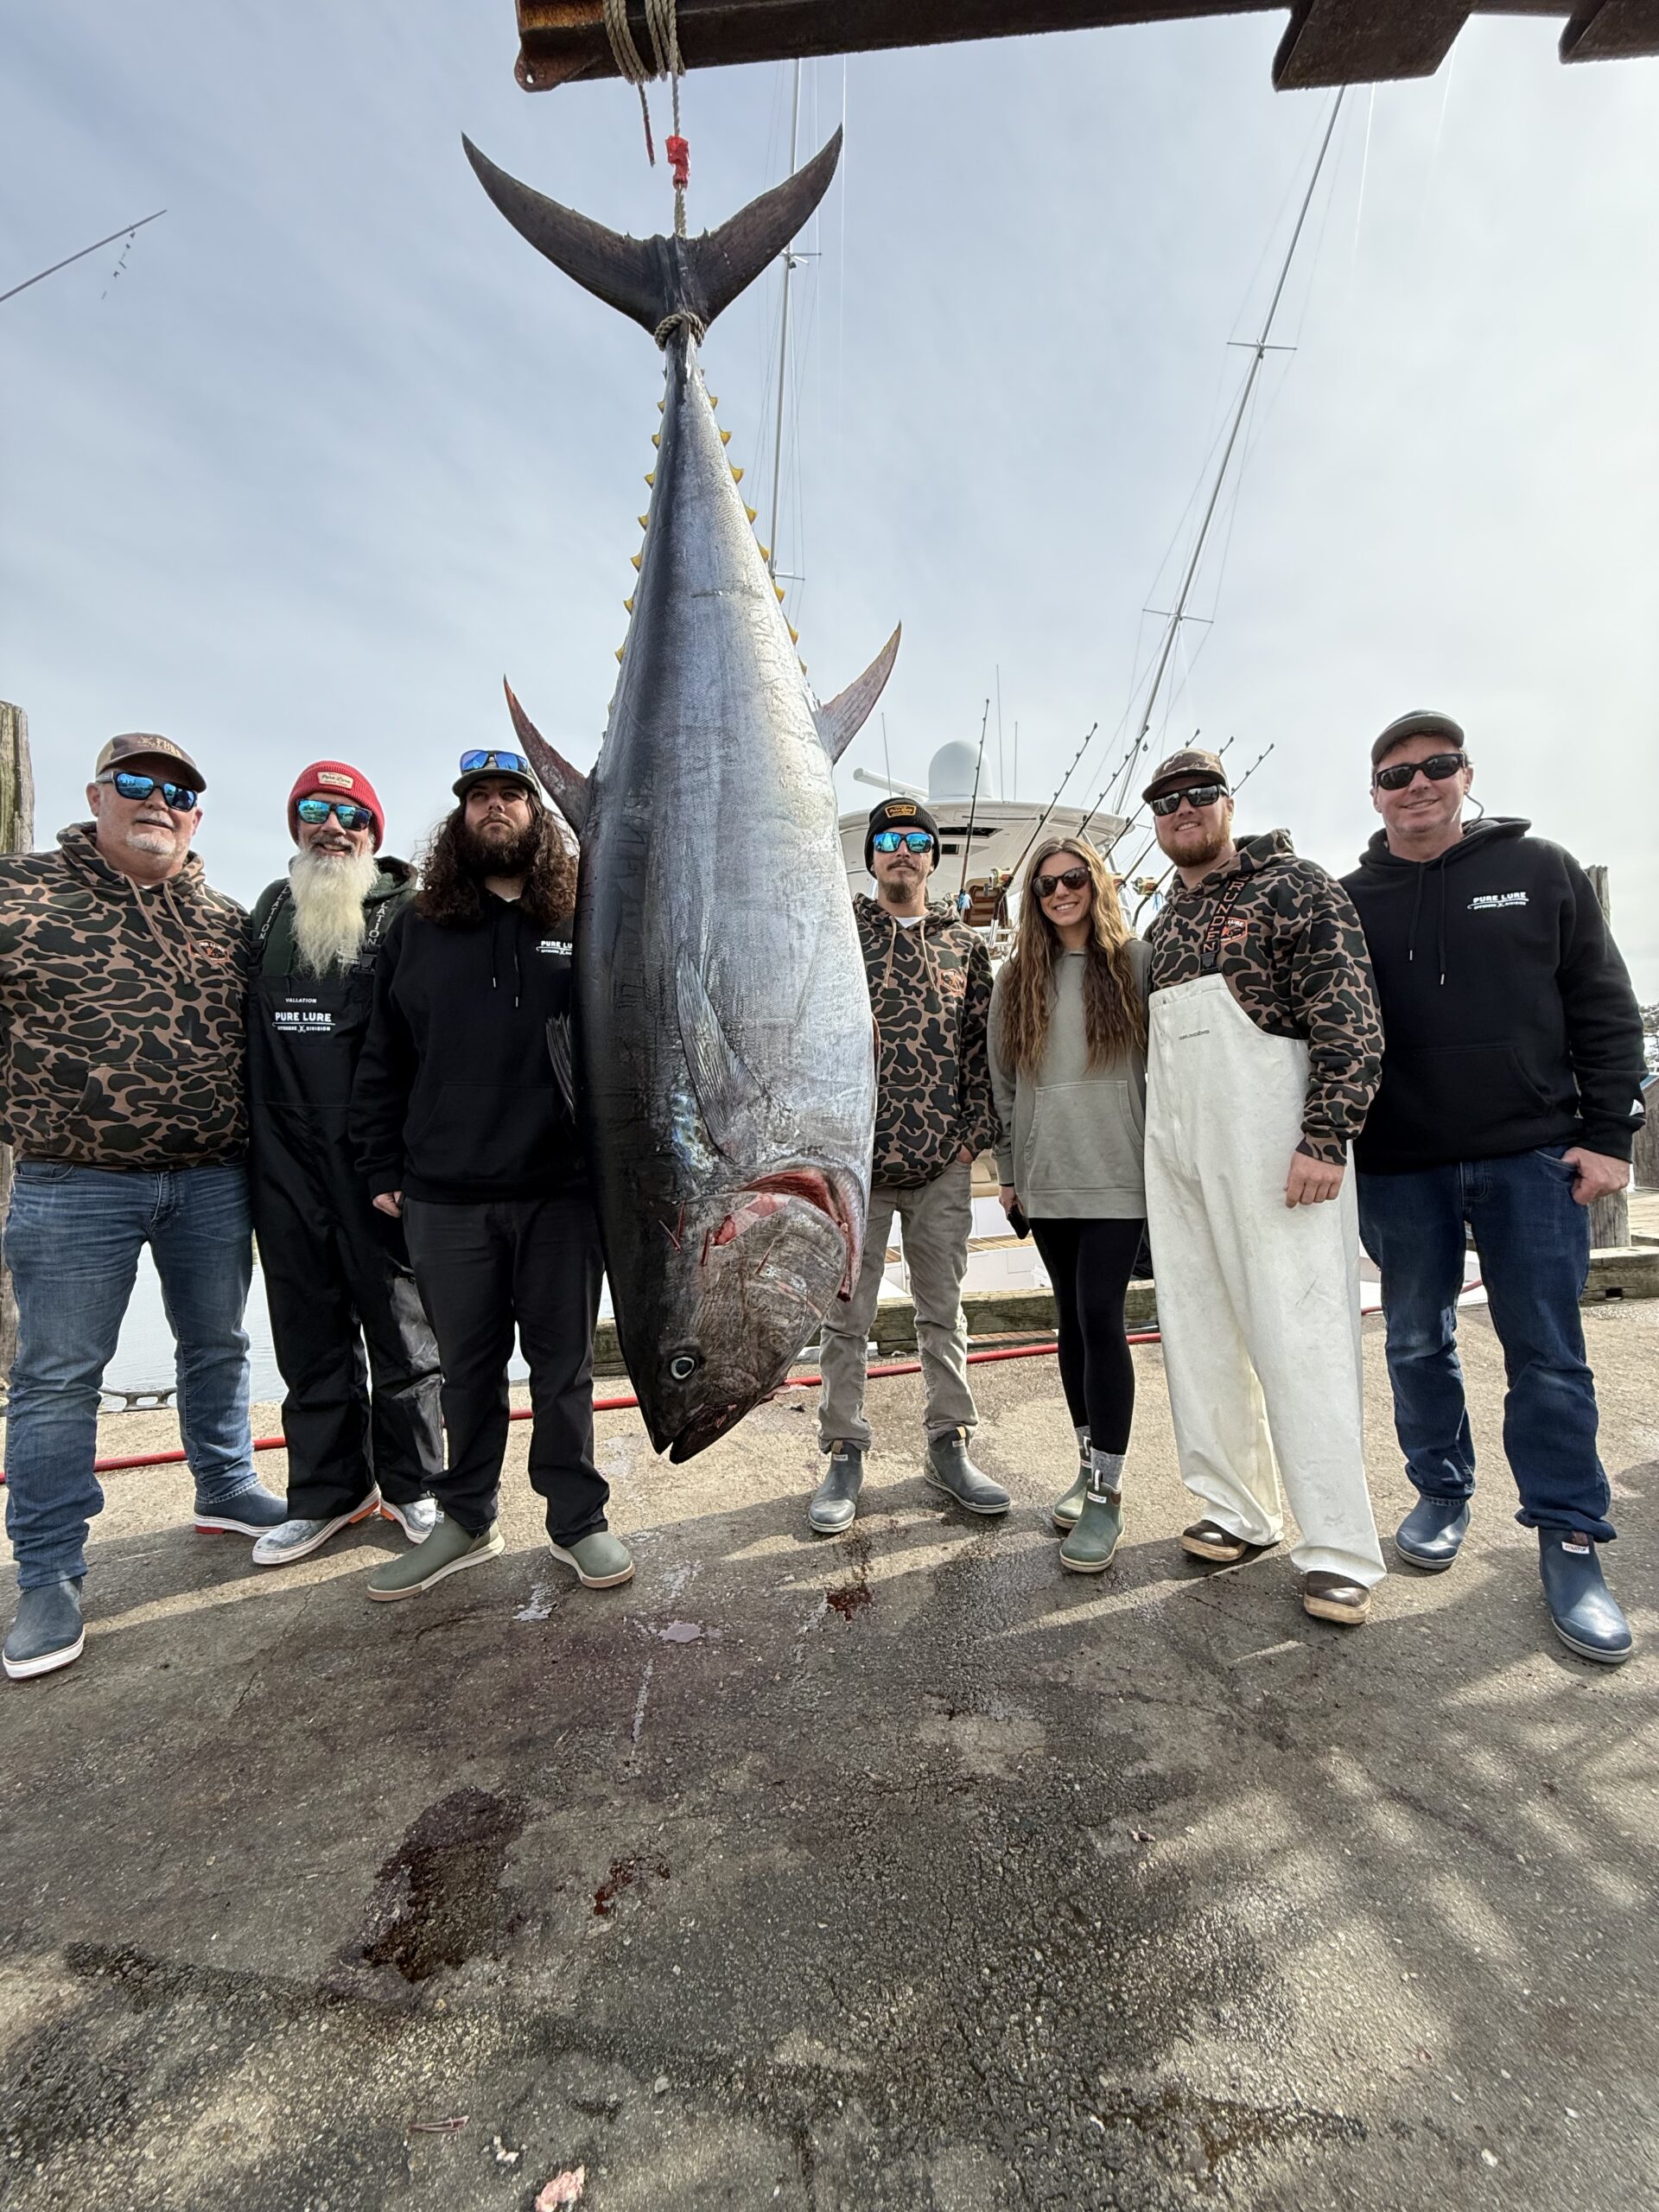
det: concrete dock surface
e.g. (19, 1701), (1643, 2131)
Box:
(2, 1301), (1656, 2210)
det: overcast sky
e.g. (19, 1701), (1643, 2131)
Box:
(3, 4), (1656, 998)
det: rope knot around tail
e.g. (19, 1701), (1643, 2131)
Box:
(653, 309), (707, 349)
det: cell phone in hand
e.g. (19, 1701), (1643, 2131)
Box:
(1007, 1202), (1031, 1240)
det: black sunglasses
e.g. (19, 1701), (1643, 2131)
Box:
(1034, 864), (1090, 899)
(1374, 750), (1468, 793)
(99, 770), (200, 811)
(1149, 782), (1227, 818)
(296, 798), (376, 832)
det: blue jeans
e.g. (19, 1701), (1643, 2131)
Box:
(1357, 1147), (1611, 1542)
(3, 1161), (257, 1587)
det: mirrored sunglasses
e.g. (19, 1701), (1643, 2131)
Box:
(1374, 750), (1467, 793)
(459, 750), (531, 778)
(1034, 864), (1090, 899)
(100, 770), (199, 811)
(1149, 782), (1227, 817)
(296, 797), (376, 831)
(873, 829), (935, 854)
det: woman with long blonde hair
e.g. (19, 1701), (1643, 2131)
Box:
(988, 837), (1150, 1573)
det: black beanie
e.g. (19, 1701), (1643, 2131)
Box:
(863, 796), (940, 874)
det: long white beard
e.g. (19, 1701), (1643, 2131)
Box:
(289, 845), (379, 974)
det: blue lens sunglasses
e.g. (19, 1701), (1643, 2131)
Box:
(873, 829), (935, 854)
(99, 770), (200, 811)
(459, 750), (532, 778)
(296, 798), (376, 831)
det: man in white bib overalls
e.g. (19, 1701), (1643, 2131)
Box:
(1141, 749), (1388, 1625)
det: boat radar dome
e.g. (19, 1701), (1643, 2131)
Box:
(927, 742), (998, 805)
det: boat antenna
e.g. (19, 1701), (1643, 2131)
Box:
(1, 209), (166, 308)
(957, 698), (991, 899)
(766, 60), (804, 582)
(1077, 86), (1346, 844)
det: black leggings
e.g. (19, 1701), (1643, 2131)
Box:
(1028, 1217), (1144, 1455)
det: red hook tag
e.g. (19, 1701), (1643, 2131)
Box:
(666, 134), (690, 192)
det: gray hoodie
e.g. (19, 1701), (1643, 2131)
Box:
(988, 939), (1151, 1219)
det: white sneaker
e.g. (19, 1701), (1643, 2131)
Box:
(379, 1495), (440, 1544)
(251, 1491), (382, 1568)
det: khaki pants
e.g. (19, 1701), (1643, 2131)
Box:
(817, 1161), (977, 1451)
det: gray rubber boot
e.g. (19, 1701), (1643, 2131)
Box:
(810, 1443), (864, 1534)
(925, 1429), (1010, 1516)
(1059, 1452), (1126, 1574)
(3, 1579), (86, 1681)
(1052, 1427), (1090, 1531)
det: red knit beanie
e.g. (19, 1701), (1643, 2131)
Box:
(287, 760), (385, 849)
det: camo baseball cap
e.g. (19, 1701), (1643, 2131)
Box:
(94, 732), (207, 793)
(1141, 747), (1228, 804)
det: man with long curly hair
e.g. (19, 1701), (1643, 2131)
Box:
(350, 750), (633, 1602)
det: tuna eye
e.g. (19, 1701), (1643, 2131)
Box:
(668, 1351), (702, 1382)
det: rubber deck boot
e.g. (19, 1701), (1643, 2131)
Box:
(379, 1495), (440, 1543)
(924, 1429), (1010, 1516)
(252, 1491), (383, 1568)
(366, 1516), (504, 1601)
(194, 1481), (289, 1535)
(809, 1443), (864, 1534)
(3, 1578), (85, 1681)
(1301, 1571), (1372, 1625)
(1537, 1530), (1632, 1665)
(1395, 1495), (1471, 1573)
(1059, 1488), (1123, 1575)
(549, 1530), (635, 1589)
(1052, 1428), (1091, 1532)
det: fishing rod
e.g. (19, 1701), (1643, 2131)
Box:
(1007, 719), (1099, 879)
(0, 209), (167, 308)
(766, 60), (804, 582)
(1077, 86), (1346, 845)
(957, 697), (991, 898)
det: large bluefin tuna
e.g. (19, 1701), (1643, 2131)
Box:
(462, 130), (898, 1461)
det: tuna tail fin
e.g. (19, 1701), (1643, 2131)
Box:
(462, 129), (842, 341)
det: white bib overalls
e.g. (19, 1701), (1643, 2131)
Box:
(1144, 974), (1384, 1587)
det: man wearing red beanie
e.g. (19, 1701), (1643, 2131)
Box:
(245, 761), (444, 1566)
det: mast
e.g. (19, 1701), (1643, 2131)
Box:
(766, 60), (804, 581)
(1077, 88), (1345, 841)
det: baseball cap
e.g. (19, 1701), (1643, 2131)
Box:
(288, 760), (385, 849)
(1370, 710), (1466, 772)
(864, 796), (940, 873)
(1141, 747), (1229, 804)
(453, 748), (541, 802)
(95, 733), (207, 794)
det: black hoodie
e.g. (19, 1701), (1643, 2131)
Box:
(349, 896), (585, 1203)
(1342, 817), (1645, 1173)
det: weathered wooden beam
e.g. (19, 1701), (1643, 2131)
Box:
(1273, 0), (1471, 87)
(1561, 0), (1659, 58)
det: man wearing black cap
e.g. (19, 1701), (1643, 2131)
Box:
(1344, 711), (1646, 1664)
(1141, 747), (1387, 1626)
(1, 734), (283, 1681)
(810, 797), (1007, 1532)
(351, 749), (632, 1604)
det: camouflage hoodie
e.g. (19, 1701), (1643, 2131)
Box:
(854, 893), (999, 1189)
(0, 823), (249, 1169)
(1147, 829), (1382, 1165)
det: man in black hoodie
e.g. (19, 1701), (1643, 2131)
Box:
(350, 751), (632, 1601)
(1344, 710), (1646, 1665)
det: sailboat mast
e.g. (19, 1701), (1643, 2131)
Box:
(766, 60), (804, 581)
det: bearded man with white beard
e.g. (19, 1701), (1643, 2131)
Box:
(245, 761), (443, 1567)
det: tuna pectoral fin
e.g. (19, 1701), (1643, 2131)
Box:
(544, 1014), (576, 1117)
(462, 130), (842, 340)
(814, 625), (901, 766)
(676, 956), (767, 1159)
(504, 677), (590, 836)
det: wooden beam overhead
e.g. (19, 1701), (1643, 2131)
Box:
(1273, 1), (1471, 88)
(511, 0), (1659, 90)
(1560, 0), (1659, 58)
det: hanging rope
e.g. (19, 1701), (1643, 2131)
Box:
(601, 0), (689, 234)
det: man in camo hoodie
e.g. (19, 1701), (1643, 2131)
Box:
(811, 798), (1007, 1533)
